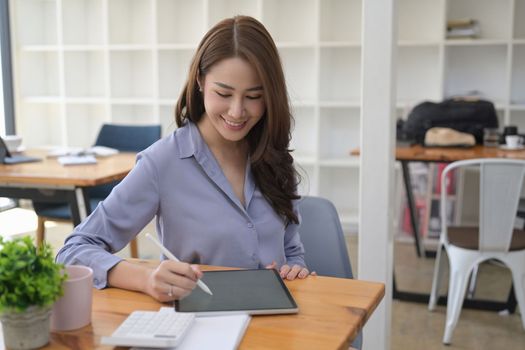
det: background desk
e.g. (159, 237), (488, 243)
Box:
(46, 261), (385, 350)
(0, 150), (136, 225)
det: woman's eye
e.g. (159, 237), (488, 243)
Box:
(246, 95), (262, 100)
(215, 91), (231, 98)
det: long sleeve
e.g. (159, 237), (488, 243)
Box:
(283, 200), (306, 267)
(56, 152), (160, 289)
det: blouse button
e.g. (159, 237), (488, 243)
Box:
(247, 222), (254, 228)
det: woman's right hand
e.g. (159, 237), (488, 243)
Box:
(144, 260), (203, 302)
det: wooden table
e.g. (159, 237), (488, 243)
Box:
(352, 144), (522, 312)
(46, 261), (385, 350)
(0, 150), (136, 224)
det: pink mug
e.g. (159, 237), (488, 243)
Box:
(51, 265), (93, 331)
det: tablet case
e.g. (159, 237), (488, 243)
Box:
(175, 269), (298, 316)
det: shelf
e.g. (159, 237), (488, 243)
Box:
(319, 107), (360, 160)
(13, 0), (57, 45)
(64, 51), (105, 97)
(158, 49), (194, 99)
(319, 167), (360, 221)
(319, 101), (360, 108)
(280, 48), (316, 103)
(111, 104), (156, 125)
(320, 0), (361, 43)
(444, 45), (508, 103)
(290, 107), (316, 160)
(22, 97), (61, 104)
(65, 104), (108, 147)
(319, 41), (361, 48)
(108, 0), (153, 45)
(110, 51), (154, 98)
(319, 158), (360, 168)
(398, 0), (443, 42)
(262, 0), (316, 44)
(397, 46), (441, 102)
(511, 45), (525, 105)
(510, 105), (525, 111)
(62, 0), (104, 45)
(320, 47), (361, 102)
(509, 111), (525, 134)
(17, 104), (63, 148)
(157, 0), (204, 44)
(19, 51), (59, 97)
(514, 0), (525, 39)
(65, 97), (107, 104)
(447, 0), (513, 40)
(398, 41), (441, 47)
(208, 0), (259, 26)
(445, 39), (509, 46)
(296, 164), (316, 197)
(20, 45), (59, 52)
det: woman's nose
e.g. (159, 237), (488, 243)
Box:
(228, 98), (245, 119)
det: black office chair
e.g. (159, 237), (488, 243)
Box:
(32, 124), (162, 258)
(298, 196), (363, 350)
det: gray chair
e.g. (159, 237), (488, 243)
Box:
(298, 196), (362, 350)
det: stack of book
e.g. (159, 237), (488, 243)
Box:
(446, 18), (480, 39)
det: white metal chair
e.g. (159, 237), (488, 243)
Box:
(428, 159), (525, 344)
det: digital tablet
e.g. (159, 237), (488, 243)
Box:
(175, 269), (298, 316)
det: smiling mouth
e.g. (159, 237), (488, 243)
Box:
(221, 116), (247, 129)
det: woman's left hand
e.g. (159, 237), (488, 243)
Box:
(265, 261), (317, 280)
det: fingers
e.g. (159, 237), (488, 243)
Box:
(265, 261), (277, 270)
(146, 260), (199, 302)
(280, 264), (315, 280)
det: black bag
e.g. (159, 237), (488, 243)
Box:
(402, 99), (499, 145)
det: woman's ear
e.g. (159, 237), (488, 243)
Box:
(197, 71), (203, 92)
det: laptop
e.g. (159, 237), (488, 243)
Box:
(0, 137), (41, 164)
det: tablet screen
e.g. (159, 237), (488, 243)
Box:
(175, 269), (298, 315)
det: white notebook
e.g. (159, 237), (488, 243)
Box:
(132, 313), (250, 350)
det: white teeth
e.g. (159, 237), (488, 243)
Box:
(223, 118), (245, 127)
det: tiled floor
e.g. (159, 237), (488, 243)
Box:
(1, 206), (524, 349)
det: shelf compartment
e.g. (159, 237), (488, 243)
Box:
(319, 107), (360, 160)
(13, 0), (57, 45)
(62, 0), (103, 45)
(64, 51), (106, 97)
(262, 0), (316, 45)
(157, 0), (205, 44)
(511, 44), (525, 105)
(280, 48), (316, 102)
(446, 0), (512, 40)
(208, 0), (259, 26)
(320, 47), (361, 102)
(397, 46), (441, 102)
(108, 0), (153, 45)
(290, 106), (316, 159)
(444, 45), (508, 103)
(19, 51), (59, 97)
(65, 104), (108, 147)
(398, 0), (444, 42)
(320, 0), (361, 43)
(111, 104), (155, 125)
(159, 105), (177, 137)
(110, 51), (154, 98)
(296, 164), (316, 197)
(514, 0), (525, 39)
(158, 49), (194, 99)
(17, 103), (63, 147)
(318, 167), (360, 222)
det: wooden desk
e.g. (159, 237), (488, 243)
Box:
(46, 261), (385, 350)
(0, 150), (136, 224)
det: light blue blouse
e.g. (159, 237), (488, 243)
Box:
(56, 121), (305, 289)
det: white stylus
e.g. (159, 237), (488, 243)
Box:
(146, 233), (213, 296)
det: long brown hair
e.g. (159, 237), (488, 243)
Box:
(175, 16), (299, 225)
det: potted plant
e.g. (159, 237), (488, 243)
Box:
(0, 236), (67, 349)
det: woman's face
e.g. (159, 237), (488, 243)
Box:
(199, 57), (266, 144)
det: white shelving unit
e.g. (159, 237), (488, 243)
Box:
(8, 0), (525, 232)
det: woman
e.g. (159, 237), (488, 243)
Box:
(56, 16), (311, 302)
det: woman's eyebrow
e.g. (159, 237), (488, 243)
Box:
(213, 81), (263, 91)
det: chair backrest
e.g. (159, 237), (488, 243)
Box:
(441, 158), (525, 252)
(90, 124), (161, 199)
(94, 124), (161, 152)
(297, 196), (354, 279)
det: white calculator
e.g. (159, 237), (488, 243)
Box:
(101, 307), (195, 348)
